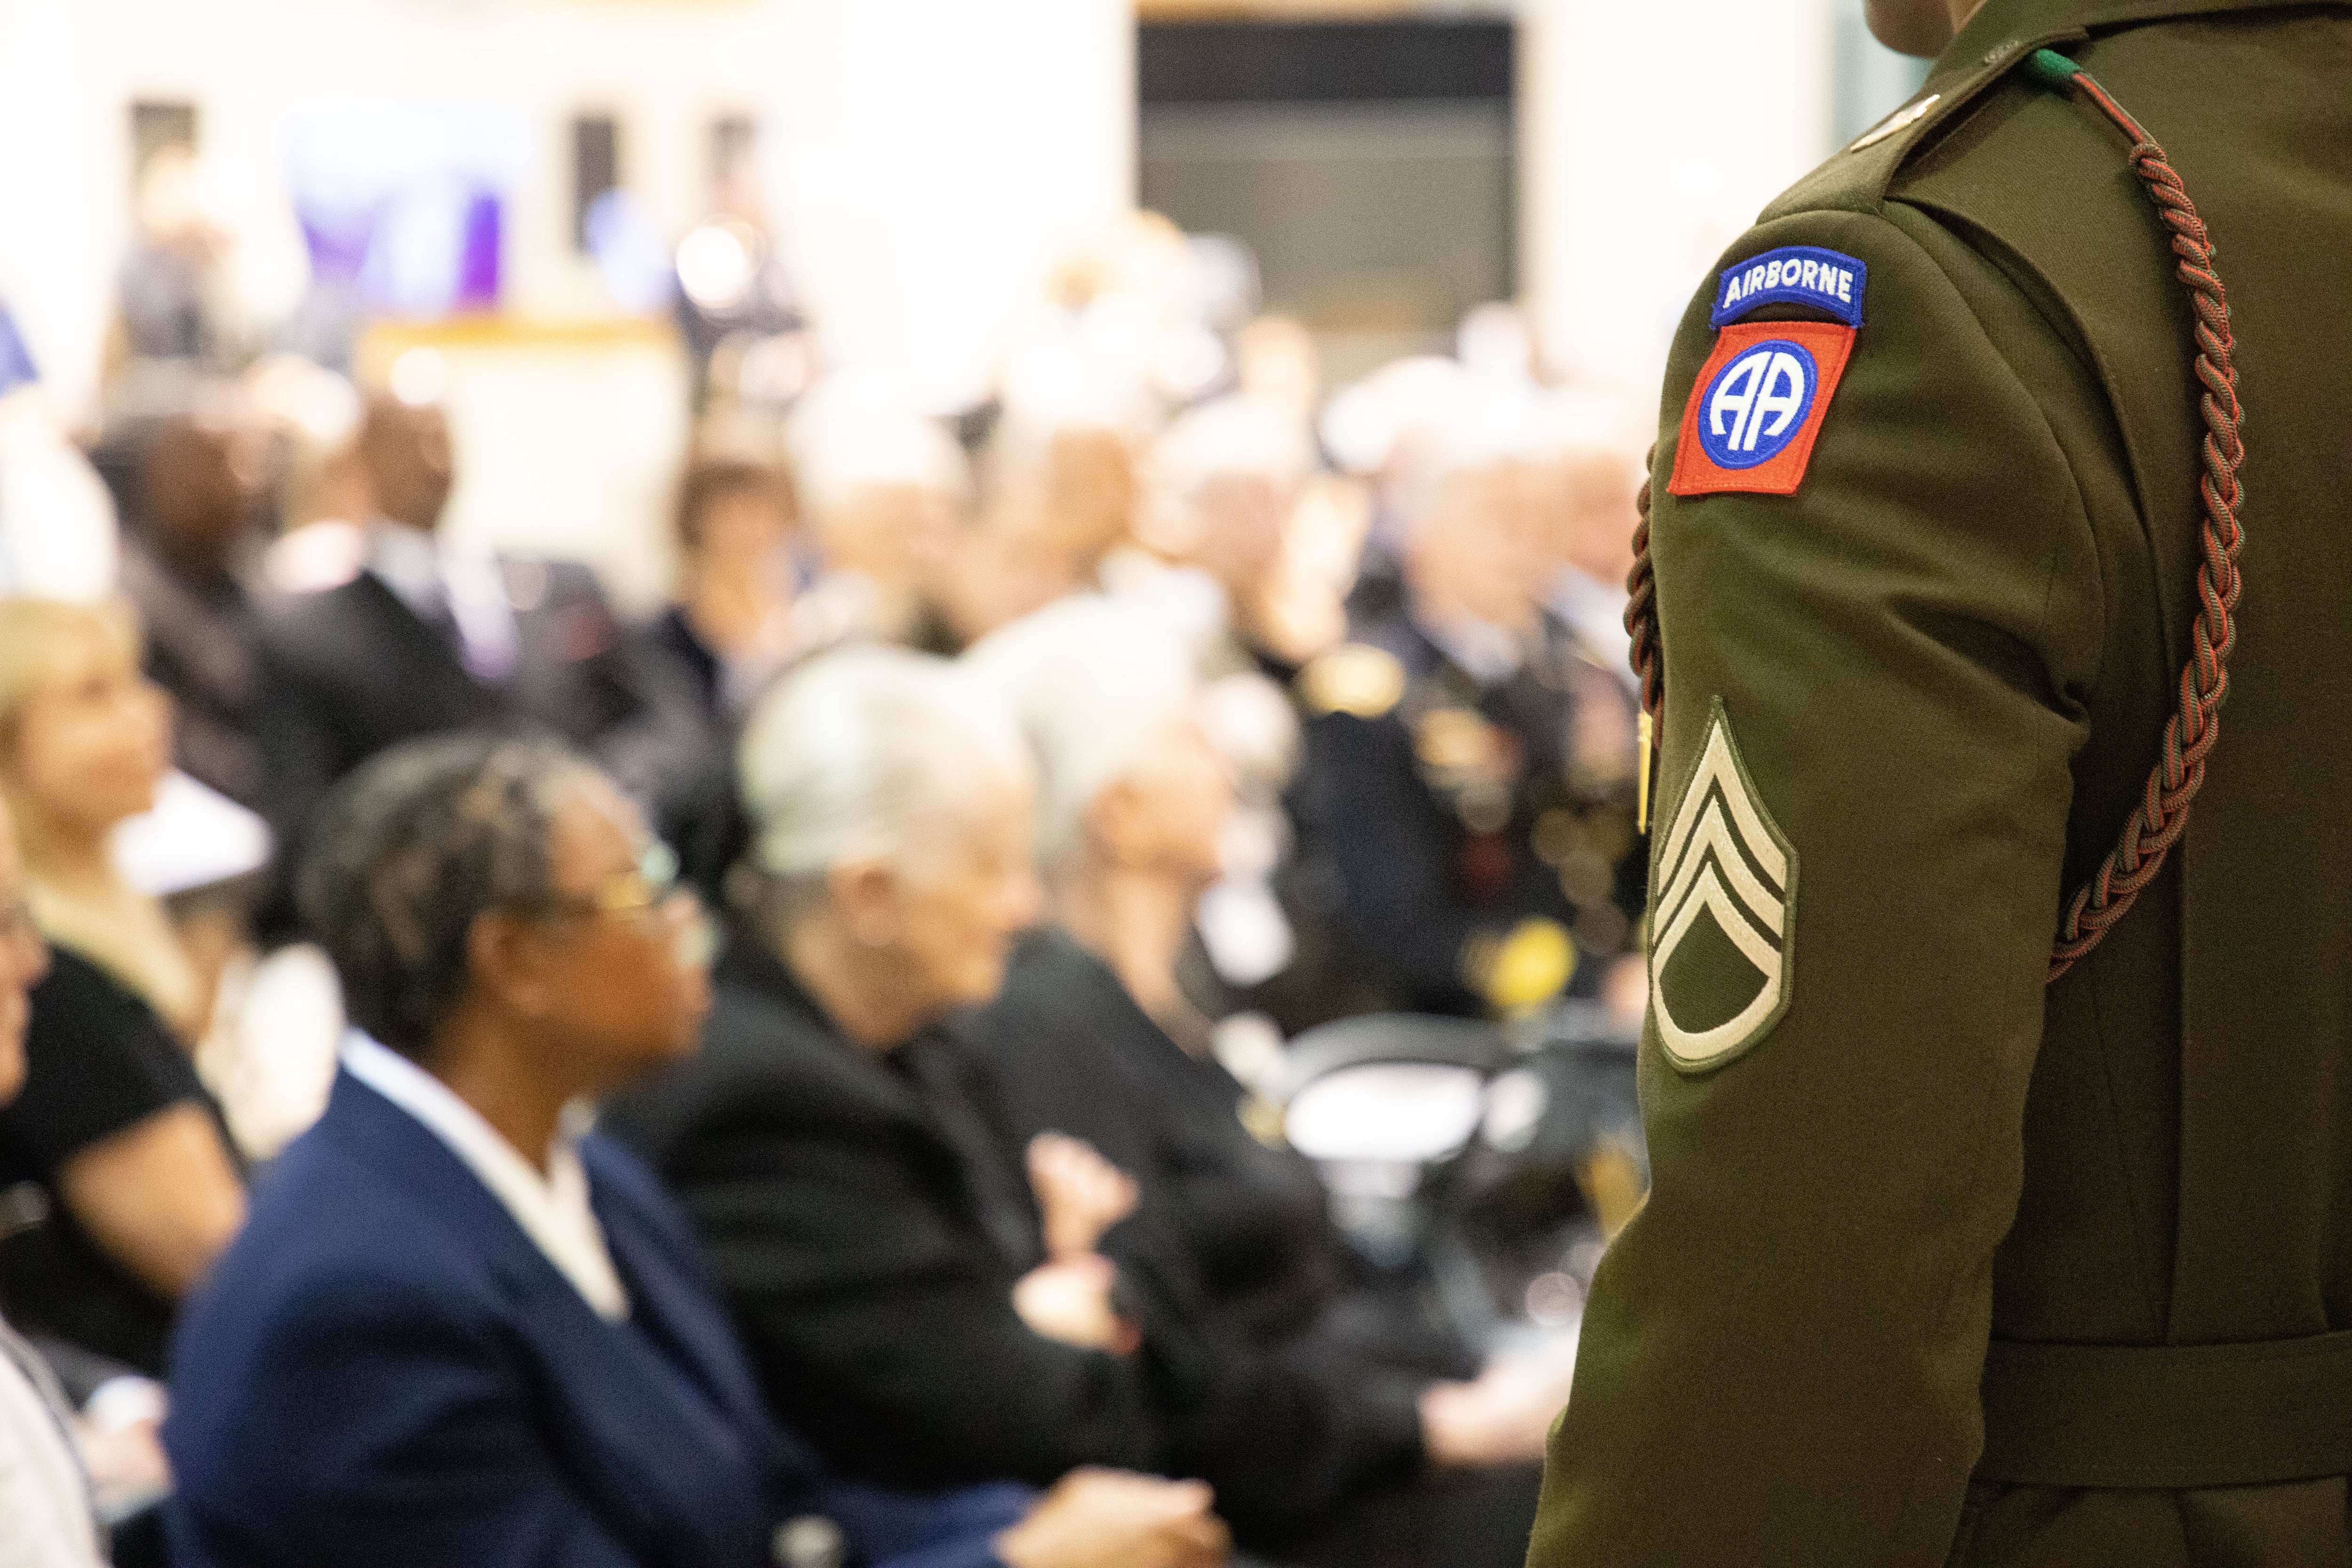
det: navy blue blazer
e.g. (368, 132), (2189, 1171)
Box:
(165, 1069), (1024, 1568)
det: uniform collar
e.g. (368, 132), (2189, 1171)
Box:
(1933, 0), (2341, 94)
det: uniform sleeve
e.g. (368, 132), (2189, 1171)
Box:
(1530, 208), (2104, 1563)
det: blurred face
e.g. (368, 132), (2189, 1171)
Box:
(696, 487), (793, 578)
(821, 481), (960, 588)
(1193, 473), (1288, 594)
(361, 402), (455, 533)
(1407, 462), (1547, 630)
(512, 779), (711, 1089)
(864, 769), (1042, 1020)
(1096, 715), (1232, 889)
(143, 418), (263, 564)
(0, 807), (53, 1105)
(3, 622), (172, 839)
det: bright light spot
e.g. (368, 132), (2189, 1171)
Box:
(676, 223), (755, 311)
(388, 346), (447, 406)
(1525, 1271), (1584, 1327)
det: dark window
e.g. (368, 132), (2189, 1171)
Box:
(1138, 19), (1516, 383)
(572, 114), (620, 252)
(130, 101), (198, 187)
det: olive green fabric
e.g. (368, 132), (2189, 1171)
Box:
(1528, 1), (2352, 1563)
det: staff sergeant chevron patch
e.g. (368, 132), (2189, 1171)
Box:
(1650, 700), (1795, 1072)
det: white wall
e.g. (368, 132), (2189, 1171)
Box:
(0, 0), (1135, 601)
(764, 0), (1136, 412)
(1520, 0), (1839, 407)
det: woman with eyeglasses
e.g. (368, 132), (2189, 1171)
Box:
(164, 733), (1227, 1568)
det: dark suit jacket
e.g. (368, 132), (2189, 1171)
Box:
(607, 937), (1426, 1545)
(164, 1070), (1025, 1568)
(605, 939), (1173, 1493)
(251, 563), (648, 925)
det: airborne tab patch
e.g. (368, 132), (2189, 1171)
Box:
(1650, 701), (1794, 1072)
(1710, 245), (1867, 329)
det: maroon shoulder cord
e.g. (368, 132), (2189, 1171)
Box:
(1623, 50), (2247, 984)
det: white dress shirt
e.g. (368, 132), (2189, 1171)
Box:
(0, 1316), (103, 1568)
(366, 521), (520, 686)
(341, 1033), (631, 1321)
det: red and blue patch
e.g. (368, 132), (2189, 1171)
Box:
(1670, 246), (1864, 498)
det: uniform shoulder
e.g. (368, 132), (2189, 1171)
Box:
(1757, 25), (2088, 227)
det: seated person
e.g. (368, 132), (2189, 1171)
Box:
(963, 599), (1573, 1566)
(1295, 422), (1646, 1020)
(250, 393), (654, 931)
(164, 734), (1226, 1568)
(0, 599), (247, 1375)
(642, 455), (802, 725)
(606, 650), (1494, 1552)
(0, 793), (113, 1568)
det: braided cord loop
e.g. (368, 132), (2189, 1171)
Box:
(1624, 445), (1662, 725)
(2046, 63), (2246, 981)
(1620, 57), (2245, 987)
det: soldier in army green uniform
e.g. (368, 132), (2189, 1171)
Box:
(1529, 0), (2352, 1563)
(1291, 426), (1645, 1023)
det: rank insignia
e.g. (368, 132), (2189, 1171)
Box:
(1650, 700), (1794, 1071)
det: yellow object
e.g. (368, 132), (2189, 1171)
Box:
(1485, 916), (1577, 1014)
(1637, 710), (1655, 832)
(1298, 643), (1406, 719)
(1575, 1138), (1648, 1242)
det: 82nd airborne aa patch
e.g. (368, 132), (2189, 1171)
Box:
(1669, 244), (1865, 499)
(1650, 700), (1795, 1072)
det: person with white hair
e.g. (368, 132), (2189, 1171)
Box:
(604, 648), (1236, 1568)
(1289, 412), (1647, 1023)
(788, 395), (972, 653)
(960, 596), (1575, 1565)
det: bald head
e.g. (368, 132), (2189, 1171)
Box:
(359, 395), (454, 533)
(1865, 0), (1988, 57)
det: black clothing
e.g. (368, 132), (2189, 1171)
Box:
(118, 539), (266, 810)
(971, 929), (1355, 1341)
(1292, 608), (1645, 1017)
(0, 949), (242, 1374)
(643, 606), (723, 720)
(251, 562), (650, 931)
(605, 932), (1426, 1545)
(963, 931), (1542, 1567)
(604, 936), (1172, 1492)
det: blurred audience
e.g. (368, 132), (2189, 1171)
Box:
(167, 733), (1226, 1568)
(250, 392), (654, 929)
(610, 648), (1523, 1557)
(0, 600), (247, 1377)
(115, 400), (270, 811)
(964, 599), (1572, 1565)
(1290, 421), (1645, 1020)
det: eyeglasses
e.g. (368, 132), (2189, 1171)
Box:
(520, 842), (693, 923)
(516, 842), (715, 967)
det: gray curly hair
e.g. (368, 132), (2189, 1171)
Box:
(298, 733), (595, 1060)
